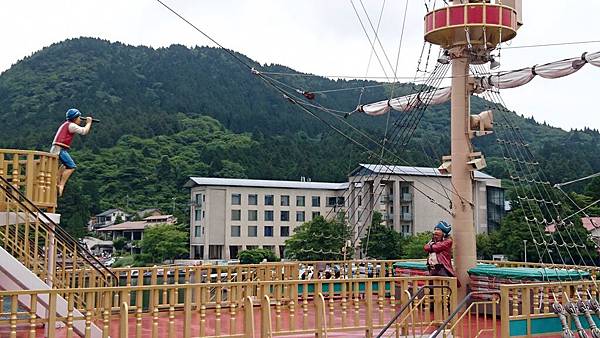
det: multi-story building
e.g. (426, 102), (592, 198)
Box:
(184, 177), (348, 260)
(186, 166), (504, 260)
(347, 164), (504, 240)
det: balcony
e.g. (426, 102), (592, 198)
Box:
(0, 149), (59, 212)
(401, 192), (412, 202)
(401, 213), (412, 221)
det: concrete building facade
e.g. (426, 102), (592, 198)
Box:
(186, 165), (504, 260)
(185, 178), (348, 260)
(347, 164), (504, 241)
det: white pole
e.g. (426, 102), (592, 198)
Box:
(523, 240), (527, 262)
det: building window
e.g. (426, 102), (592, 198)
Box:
(231, 209), (241, 221)
(248, 210), (258, 221)
(195, 193), (203, 207)
(246, 245), (258, 250)
(487, 186), (505, 232)
(209, 245), (223, 259)
(280, 210), (290, 222)
(264, 226), (274, 237)
(230, 246), (240, 259)
(194, 226), (202, 237)
(194, 209), (202, 221)
(248, 226), (258, 237)
(358, 195), (362, 206)
(280, 226), (290, 237)
(264, 210), (274, 222)
(337, 196), (345, 206)
(248, 194), (258, 205)
(312, 211), (321, 219)
(281, 195), (290, 206)
(296, 211), (305, 222)
(231, 193), (241, 205)
(296, 195), (305, 207)
(263, 245), (275, 253)
(312, 196), (321, 207)
(401, 205), (410, 214)
(231, 225), (241, 237)
(327, 197), (336, 206)
(401, 224), (411, 235)
(132, 232), (142, 241)
(265, 195), (274, 206)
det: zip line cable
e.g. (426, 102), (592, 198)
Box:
(554, 171), (600, 188)
(155, 0), (475, 256)
(349, 0), (391, 81)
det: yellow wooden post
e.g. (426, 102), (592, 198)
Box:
(119, 302), (129, 338)
(261, 295), (272, 338)
(500, 285), (510, 338)
(184, 284), (192, 338)
(47, 292), (57, 338)
(244, 296), (255, 338)
(366, 280), (373, 338)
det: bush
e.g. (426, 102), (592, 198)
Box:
(238, 248), (278, 264)
(112, 255), (135, 268)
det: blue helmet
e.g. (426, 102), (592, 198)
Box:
(434, 221), (451, 235)
(65, 108), (81, 121)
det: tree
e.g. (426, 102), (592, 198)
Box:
(401, 232), (432, 259)
(138, 224), (188, 264)
(238, 248), (278, 264)
(361, 211), (404, 259)
(476, 232), (502, 260)
(112, 237), (127, 254)
(284, 216), (351, 261)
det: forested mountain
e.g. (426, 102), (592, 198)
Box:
(0, 37), (598, 234)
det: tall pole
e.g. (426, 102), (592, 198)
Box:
(450, 51), (476, 300)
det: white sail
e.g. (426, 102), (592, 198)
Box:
(361, 50), (600, 115)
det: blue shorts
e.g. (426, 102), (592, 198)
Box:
(59, 149), (77, 169)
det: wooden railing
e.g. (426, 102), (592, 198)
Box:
(500, 280), (600, 338)
(0, 276), (457, 338)
(0, 175), (117, 296)
(0, 149), (58, 213)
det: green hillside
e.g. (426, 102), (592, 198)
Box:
(0, 37), (598, 235)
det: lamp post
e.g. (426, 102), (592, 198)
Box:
(523, 240), (528, 262)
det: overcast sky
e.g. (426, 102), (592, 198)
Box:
(1, 1), (599, 131)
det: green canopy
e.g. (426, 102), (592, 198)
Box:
(393, 261), (495, 271)
(468, 265), (590, 281)
(393, 261), (590, 281)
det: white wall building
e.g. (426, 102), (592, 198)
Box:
(185, 177), (348, 260)
(186, 166), (504, 260)
(347, 164), (504, 241)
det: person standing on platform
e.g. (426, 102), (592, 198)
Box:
(50, 108), (93, 196)
(424, 221), (460, 286)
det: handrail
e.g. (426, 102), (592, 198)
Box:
(0, 175), (118, 285)
(429, 290), (501, 338)
(376, 285), (453, 338)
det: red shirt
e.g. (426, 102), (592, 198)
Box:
(52, 121), (75, 149)
(424, 237), (460, 286)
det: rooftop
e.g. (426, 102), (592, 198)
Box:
(96, 208), (127, 217)
(354, 164), (496, 180)
(144, 214), (174, 221)
(185, 177), (349, 190)
(96, 221), (148, 231)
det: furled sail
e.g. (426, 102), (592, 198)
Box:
(359, 51), (600, 116)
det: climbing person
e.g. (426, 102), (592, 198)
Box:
(50, 108), (93, 196)
(424, 221), (460, 285)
